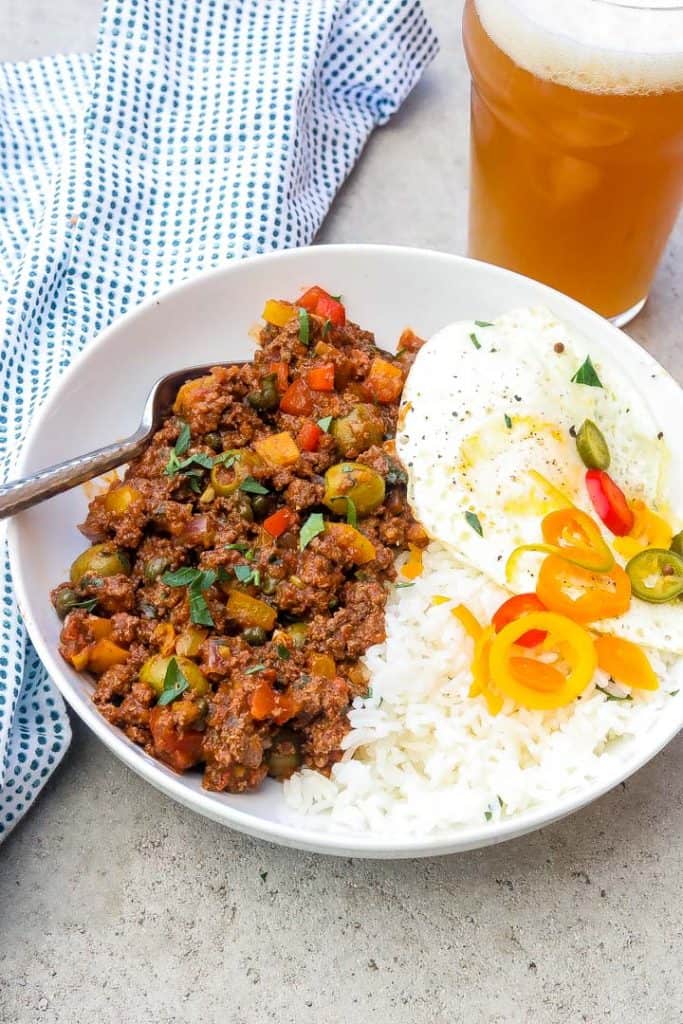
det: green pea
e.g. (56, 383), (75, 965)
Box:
(247, 373), (279, 412)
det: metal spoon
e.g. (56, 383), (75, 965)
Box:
(0, 363), (236, 519)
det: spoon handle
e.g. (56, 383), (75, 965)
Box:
(0, 432), (148, 520)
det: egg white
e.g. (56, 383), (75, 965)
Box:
(398, 306), (681, 653)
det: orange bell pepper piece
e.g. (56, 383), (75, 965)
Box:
(87, 639), (130, 675)
(306, 364), (335, 392)
(254, 431), (300, 468)
(594, 635), (658, 691)
(226, 590), (277, 631)
(279, 378), (314, 416)
(325, 523), (376, 564)
(365, 358), (404, 405)
(536, 555), (631, 623)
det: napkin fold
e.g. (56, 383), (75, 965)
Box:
(0, 0), (438, 838)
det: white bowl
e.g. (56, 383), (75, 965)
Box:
(8, 244), (683, 857)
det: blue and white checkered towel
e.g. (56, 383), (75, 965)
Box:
(0, 0), (437, 839)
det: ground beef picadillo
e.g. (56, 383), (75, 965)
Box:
(51, 288), (426, 792)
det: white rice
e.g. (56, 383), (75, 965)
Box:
(284, 542), (682, 836)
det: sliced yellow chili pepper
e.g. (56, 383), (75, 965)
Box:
(262, 298), (296, 328)
(431, 595), (451, 606)
(527, 469), (574, 509)
(470, 626), (503, 714)
(452, 603), (483, 642)
(506, 508), (614, 581)
(613, 500), (673, 561)
(594, 635), (658, 692)
(401, 544), (424, 580)
(489, 611), (597, 710)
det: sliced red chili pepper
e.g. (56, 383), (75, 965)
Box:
(263, 507), (297, 539)
(279, 378), (313, 416)
(585, 469), (634, 536)
(297, 420), (323, 452)
(492, 593), (547, 648)
(306, 363), (335, 392)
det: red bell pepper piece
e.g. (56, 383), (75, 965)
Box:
(297, 420), (323, 452)
(585, 469), (634, 536)
(279, 378), (313, 416)
(296, 285), (346, 327)
(268, 361), (289, 393)
(306, 363), (335, 392)
(263, 507), (297, 538)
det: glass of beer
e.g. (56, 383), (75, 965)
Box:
(463, 0), (683, 325)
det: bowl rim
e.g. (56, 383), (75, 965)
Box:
(8, 242), (683, 857)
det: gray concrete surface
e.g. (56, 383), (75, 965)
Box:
(1, 2), (682, 1022)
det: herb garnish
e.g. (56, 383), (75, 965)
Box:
(344, 496), (357, 527)
(322, 319), (332, 338)
(245, 664), (266, 675)
(465, 511), (483, 536)
(239, 476), (269, 495)
(596, 685), (632, 702)
(395, 581), (416, 589)
(71, 596), (99, 612)
(469, 332), (481, 350)
(234, 564), (261, 586)
(504, 414), (512, 429)
(225, 542), (252, 555)
(162, 567), (218, 626)
(475, 320), (493, 328)
(317, 415), (333, 432)
(298, 307), (310, 346)
(175, 421), (191, 456)
(571, 356), (603, 388)
(157, 657), (190, 706)
(485, 809), (493, 821)
(299, 512), (326, 550)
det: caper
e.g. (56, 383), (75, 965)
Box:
(670, 531), (683, 557)
(143, 556), (168, 582)
(236, 493), (254, 523)
(204, 431), (223, 451)
(252, 493), (275, 519)
(575, 420), (610, 470)
(53, 587), (79, 620)
(323, 462), (385, 516)
(70, 544), (131, 585)
(243, 626), (268, 646)
(247, 373), (279, 412)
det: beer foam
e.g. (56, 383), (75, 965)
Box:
(475, 0), (683, 94)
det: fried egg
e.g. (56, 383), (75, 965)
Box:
(397, 306), (681, 653)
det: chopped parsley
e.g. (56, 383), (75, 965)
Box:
(245, 664), (266, 675)
(162, 566), (218, 626)
(317, 415), (333, 432)
(571, 355), (603, 388)
(504, 414), (512, 429)
(322, 319), (332, 337)
(484, 809), (493, 821)
(164, 450), (214, 478)
(157, 657), (189, 706)
(298, 307), (310, 346)
(239, 476), (269, 495)
(469, 332), (481, 350)
(212, 451), (237, 468)
(395, 581), (416, 589)
(174, 421), (191, 456)
(344, 496), (357, 528)
(596, 685), (632, 702)
(474, 320), (493, 328)
(225, 542), (252, 555)
(299, 512), (325, 551)
(234, 564), (261, 586)
(276, 644), (291, 660)
(465, 511), (483, 536)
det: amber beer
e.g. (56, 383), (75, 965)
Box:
(463, 0), (683, 323)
